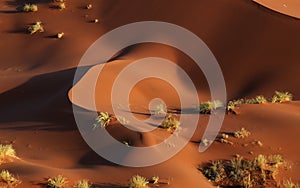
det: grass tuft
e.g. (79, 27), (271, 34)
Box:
(48, 175), (67, 188)
(234, 127), (251, 138)
(28, 21), (44, 34)
(0, 144), (17, 164)
(129, 175), (149, 188)
(23, 4), (38, 12)
(0, 170), (21, 187)
(93, 112), (111, 129)
(160, 114), (180, 132)
(272, 91), (293, 103)
(74, 179), (91, 188)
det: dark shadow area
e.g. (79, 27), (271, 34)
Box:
(79, 150), (119, 166)
(0, 66), (91, 131)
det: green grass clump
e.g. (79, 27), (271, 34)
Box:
(234, 127), (251, 138)
(0, 144), (17, 164)
(196, 100), (224, 114)
(28, 21), (44, 34)
(160, 114), (180, 132)
(74, 180), (91, 188)
(23, 4), (38, 12)
(129, 175), (149, 188)
(93, 112), (111, 129)
(272, 91), (293, 103)
(48, 175), (67, 188)
(0, 170), (21, 187)
(200, 154), (285, 188)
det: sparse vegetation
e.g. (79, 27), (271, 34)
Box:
(0, 144), (17, 164)
(74, 180), (91, 188)
(234, 127), (251, 138)
(28, 21), (44, 34)
(200, 154), (285, 188)
(0, 170), (21, 187)
(160, 114), (180, 132)
(129, 175), (149, 188)
(272, 91), (293, 103)
(93, 112), (111, 129)
(48, 175), (67, 188)
(23, 4), (38, 12)
(226, 91), (293, 113)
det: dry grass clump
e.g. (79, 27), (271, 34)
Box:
(93, 112), (111, 129)
(234, 127), (251, 138)
(160, 114), (180, 132)
(200, 154), (285, 188)
(0, 170), (21, 187)
(47, 175), (67, 188)
(23, 4), (38, 12)
(0, 144), (17, 164)
(272, 91), (293, 103)
(28, 21), (44, 34)
(129, 175), (149, 188)
(74, 179), (91, 188)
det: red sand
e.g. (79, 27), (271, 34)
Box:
(0, 0), (300, 187)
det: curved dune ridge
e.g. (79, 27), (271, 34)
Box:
(0, 0), (300, 187)
(253, 0), (300, 19)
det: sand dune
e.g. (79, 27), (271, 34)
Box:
(0, 0), (300, 187)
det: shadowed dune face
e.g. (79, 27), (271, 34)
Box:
(0, 0), (300, 187)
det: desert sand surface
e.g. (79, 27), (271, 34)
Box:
(0, 0), (300, 187)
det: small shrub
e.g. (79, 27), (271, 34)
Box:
(93, 112), (111, 129)
(129, 175), (149, 188)
(272, 91), (293, 103)
(28, 21), (44, 34)
(0, 170), (21, 187)
(48, 175), (67, 188)
(74, 180), (91, 188)
(160, 114), (180, 132)
(234, 127), (251, 138)
(0, 144), (17, 164)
